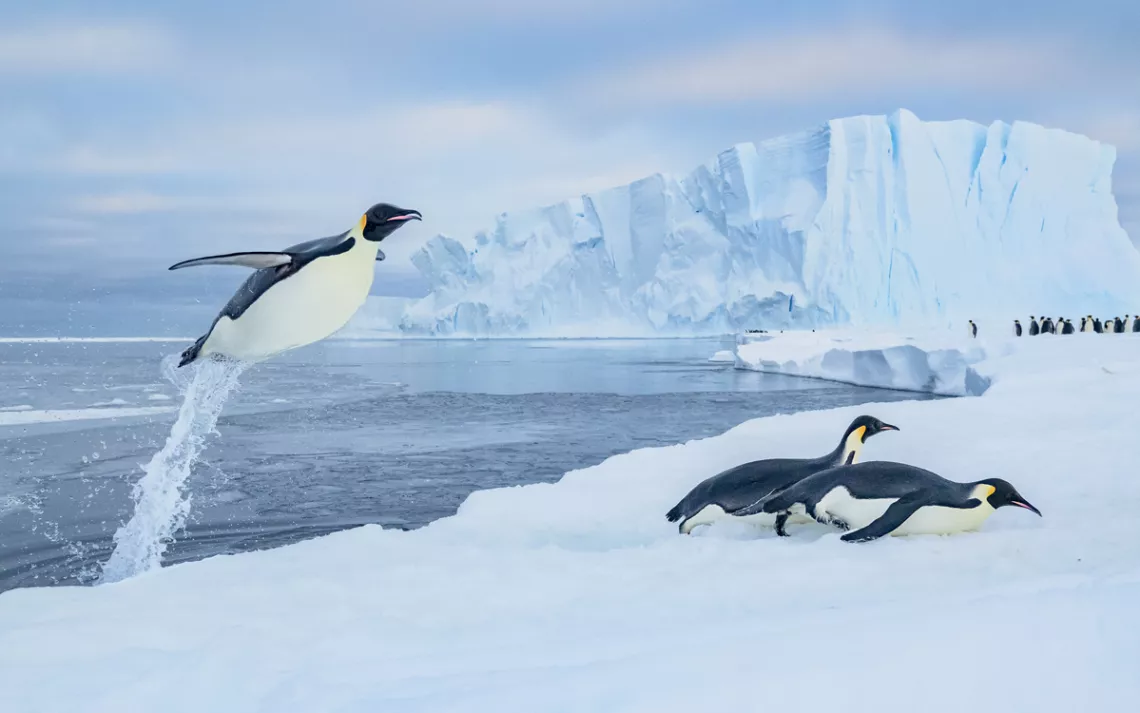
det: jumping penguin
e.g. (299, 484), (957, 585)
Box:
(967, 320), (977, 338)
(751, 461), (1042, 541)
(1013, 319), (1022, 337)
(1029, 316), (1040, 336)
(170, 202), (421, 366)
(665, 415), (899, 535)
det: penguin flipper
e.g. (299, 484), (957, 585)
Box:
(168, 252), (294, 271)
(840, 495), (927, 542)
(375, 249), (386, 262)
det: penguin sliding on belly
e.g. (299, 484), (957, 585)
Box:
(753, 461), (1041, 542)
(665, 415), (899, 535)
(170, 203), (421, 366)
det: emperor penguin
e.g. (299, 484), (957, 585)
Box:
(1040, 316), (1054, 334)
(1093, 317), (1103, 333)
(1013, 319), (1021, 337)
(1062, 319), (1075, 334)
(1079, 316), (1088, 332)
(751, 461), (1041, 541)
(665, 415), (899, 535)
(1133, 315), (1140, 332)
(1116, 316), (1129, 334)
(1028, 316), (1039, 336)
(170, 203), (421, 367)
(967, 320), (977, 338)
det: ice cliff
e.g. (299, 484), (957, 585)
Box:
(398, 109), (1140, 336)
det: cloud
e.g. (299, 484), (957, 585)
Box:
(72, 192), (192, 215)
(587, 27), (1082, 107)
(1078, 112), (1140, 153)
(0, 22), (174, 76)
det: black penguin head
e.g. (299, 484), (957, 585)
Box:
(359, 203), (422, 247)
(844, 415), (899, 444)
(978, 478), (1041, 516)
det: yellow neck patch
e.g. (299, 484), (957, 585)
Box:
(356, 214), (367, 233)
(842, 426), (867, 464)
(972, 484), (996, 502)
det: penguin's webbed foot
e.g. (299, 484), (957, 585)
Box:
(775, 512), (790, 537)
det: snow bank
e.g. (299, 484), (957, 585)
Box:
(401, 108), (1140, 336)
(2, 338), (1139, 710)
(735, 328), (1140, 396)
(735, 329), (990, 395)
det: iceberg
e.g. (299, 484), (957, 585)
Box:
(400, 109), (1140, 336)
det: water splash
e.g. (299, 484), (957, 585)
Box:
(100, 354), (247, 583)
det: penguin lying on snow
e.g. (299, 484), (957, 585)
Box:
(665, 415), (899, 534)
(170, 203), (421, 366)
(751, 461), (1041, 542)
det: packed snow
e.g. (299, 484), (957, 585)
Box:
(1, 337), (1138, 711)
(395, 108), (1140, 336)
(734, 329), (990, 395)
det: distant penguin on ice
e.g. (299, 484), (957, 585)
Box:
(1040, 316), (1054, 334)
(1013, 319), (1022, 337)
(753, 461), (1041, 541)
(169, 202), (422, 366)
(1029, 316), (1040, 336)
(1079, 316), (1088, 332)
(967, 320), (977, 338)
(1133, 315), (1140, 332)
(1061, 319), (1074, 335)
(665, 415), (900, 535)
(1117, 316), (1129, 334)
(1093, 318), (1103, 333)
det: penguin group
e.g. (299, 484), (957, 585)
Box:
(1011, 314), (1139, 337)
(666, 414), (1041, 542)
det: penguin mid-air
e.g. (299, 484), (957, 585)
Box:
(1061, 319), (1075, 335)
(967, 320), (977, 338)
(170, 203), (421, 367)
(751, 461), (1041, 542)
(1028, 317), (1040, 336)
(1013, 319), (1022, 337)
(665, 415), (899, 535)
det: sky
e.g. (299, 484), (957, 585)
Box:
(1, 0), (1138, 333)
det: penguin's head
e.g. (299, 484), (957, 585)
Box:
(357, 203), (422, 253)
(843, 415), (899, 444)
(977, 478), (1041, 516)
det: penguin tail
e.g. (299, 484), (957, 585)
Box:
(178, 335), (208, 368)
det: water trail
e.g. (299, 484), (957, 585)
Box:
(100, 354), (247, 583)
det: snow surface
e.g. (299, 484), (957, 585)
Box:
(2, 338), (1139, 711)
(735, 329), (991, 395)
(707, 349), (735, 363)
(0, 405), (176, 426)
(399, 108), (1140, 336)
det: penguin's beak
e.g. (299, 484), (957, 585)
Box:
(1009, 499), (1042, 517)
(879, 423), (899, 432)
(387, 210), (422, 223)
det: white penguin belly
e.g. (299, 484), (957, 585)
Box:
(681, 504), (812, 534)
(814, 487), (894, 530)
(814, 486), (996, 536)
(205, 245), (376, 361)
(890, 502), (995, 536)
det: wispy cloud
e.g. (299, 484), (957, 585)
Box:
(588, 28), (1082, 107)
(0, 22), (174, 76)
